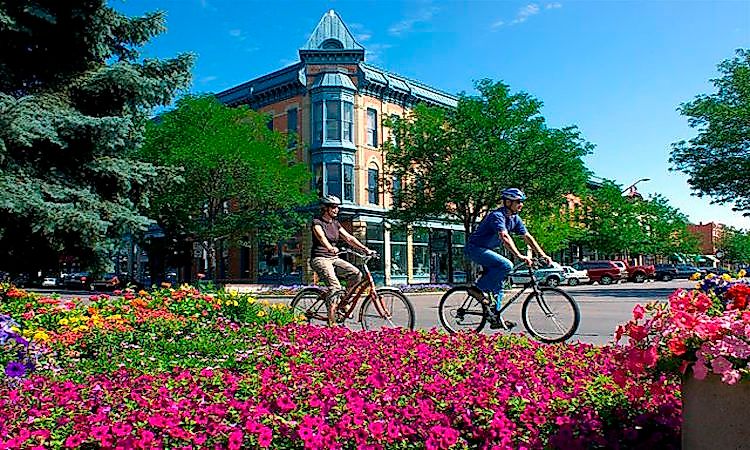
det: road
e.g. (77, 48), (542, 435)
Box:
(30, 279), (696, 346)
(405, 279), (695, 346)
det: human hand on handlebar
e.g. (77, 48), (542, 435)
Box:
(540, 255), (553, 266)
(518, 255), (533, 266)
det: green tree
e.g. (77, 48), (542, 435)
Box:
(670, 49), (750, 212)
(140, 95), (314, 281)
(385, 79), (592, 255)
(0, 1), (192, 273)
(634, 194), (700, 257)
(717, 227), (750, 264)
(579, 182), (643, 257)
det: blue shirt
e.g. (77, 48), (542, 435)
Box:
(468, 207), (528, 249)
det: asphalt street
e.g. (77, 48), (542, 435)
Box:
(31, 279), (696, 346)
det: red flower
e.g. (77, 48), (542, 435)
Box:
(667, 337), (687, 356)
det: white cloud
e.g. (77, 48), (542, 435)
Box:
(365, 43), (393, 63)
(228, 29), (248, 41)
(491, 2), (561, 30)
(356, 33), (372, 43)
(388, 6), (438, 37)
(511, 4), (540, 25)
(200, 75), (218, 84)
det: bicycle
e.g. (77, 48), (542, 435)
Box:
(289, 250), (416, 330)
(438, 259), (580, 343)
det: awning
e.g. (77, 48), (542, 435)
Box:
(704, 254), (720, 263)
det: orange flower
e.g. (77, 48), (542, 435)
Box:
(667, 337), (687, 356)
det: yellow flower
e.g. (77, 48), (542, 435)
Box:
(58, 318), (69, 326)
(257, 310), (266, 318)
(33, 331), (50, 342)
(247, 297), (256, 304)
(721, 273), (732, 282)
(690, 272), (702, 281)
(231, 300), (239, 306)
(738, 269), (746, 278)
(11, 326), (20, 334)
(138, 290), (149, 296)
(262, 300), (270, 306)
(706, 273), (715, 279)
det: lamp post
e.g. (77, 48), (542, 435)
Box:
(622, 178), (650, 194)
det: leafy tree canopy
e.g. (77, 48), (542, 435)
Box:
(717, 227), (750, 264)
(0, 1), (193, 273)
(385, 79), (592, 252)
(670, 48), (750, 213)
(139, 95), (315, 280)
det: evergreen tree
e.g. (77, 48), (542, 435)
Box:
(0, 1), (193, 274)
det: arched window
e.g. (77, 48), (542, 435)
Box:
(320, 39), (344, 49)
(368, 162), (380, 205)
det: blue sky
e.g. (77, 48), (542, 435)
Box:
(115, 0), (750, 229)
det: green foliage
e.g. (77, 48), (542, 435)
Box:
(717, 226), (750, 263)
(670, 49), (750, 212)
(384, 79), (592, 254)
(139, 95), (314, 279)
(0, 1), (193, 272)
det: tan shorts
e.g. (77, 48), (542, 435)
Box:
(310, 256), (362, 291)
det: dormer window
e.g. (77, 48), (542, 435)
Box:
(321, 39), (344, 49)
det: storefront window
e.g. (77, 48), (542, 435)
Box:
(390, 225), (407, 284)
(412, 227), (429, 283)
(452, 230), (467, 283)
(365, 224), (384, 286)
(258, 239), (303, 284)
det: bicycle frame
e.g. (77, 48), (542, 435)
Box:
(477, 261), (555, 318)
(333, 250), (385, 322)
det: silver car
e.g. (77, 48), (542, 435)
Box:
(508, 262), (567, 287)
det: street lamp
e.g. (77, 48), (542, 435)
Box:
(621, 178), (650, 194)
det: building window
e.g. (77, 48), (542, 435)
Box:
(365, 224), (384, 284)
(326, 162), (342, 199)
(368, 163), (379, 205)
(325, 100), (340, 141)
(366, 108), (378, 147)
(391, 226), (407, 282)
(391, 175), (402, 207)
(313, 102), (323, 144)
(313, 163), (323, 196)
(343, 163), (354, 202)
(412, 227), (429, 283)
(452, 230), (467, 283)
(266, 115), (274, 130)
(343, 102), (353, 142)
(287, 108), (297, 147)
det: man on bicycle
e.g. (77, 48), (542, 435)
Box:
(464, 188), (553, 329)
(310, 195), (375, 298)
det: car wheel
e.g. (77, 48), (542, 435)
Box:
(600, 275), (613, 285)
(546, 277), (560, 287)
(633, 273), (646, 283)
(661, 274), (672, 282)
(568, 277), (579, 286)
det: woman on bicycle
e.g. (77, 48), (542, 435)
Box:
(464, 188), (553, 329)
(310, 195), (375, 297)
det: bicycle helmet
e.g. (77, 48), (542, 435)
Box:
(320, 195), (341, 206)
(501, 188), (526, 201)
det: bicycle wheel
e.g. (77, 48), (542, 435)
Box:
(327, 290), (349, 327)
(289, 288), (329, 326)
(521, 287), (580, 343)
(360, 288), (415, 330)
(438, 287), (487, 333)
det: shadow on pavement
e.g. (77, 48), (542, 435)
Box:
(567, 287), (680, 299)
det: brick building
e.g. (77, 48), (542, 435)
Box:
(215, 10), (465, 286)
(687, 222), (724, 256)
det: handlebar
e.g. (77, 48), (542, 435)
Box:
(337, 249), (380, 260)
(526, 257), (554, 273)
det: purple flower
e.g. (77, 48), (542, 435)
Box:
(5, 361), (26, 378)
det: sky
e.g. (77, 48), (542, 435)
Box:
(115, 0), (750, 229)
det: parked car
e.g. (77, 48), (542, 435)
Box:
(674, 264), (704, 279)
(562, 266), (590, 286)
(654, 264), (679, 281)
(699, 266), (730, 276)
(508, 262), (566, 287)
(571, 261), (623, 285)
(41, 277), (58, 287)
(616, 261), (656, 283)
(89, 273), (121, 292)
(63, 272), (90, 289)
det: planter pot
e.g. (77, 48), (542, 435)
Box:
(682, 373), (750, 449)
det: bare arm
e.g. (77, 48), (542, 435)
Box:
(499, 230), (532, 266)
(339, 227), (372, 253)
(313, 224), (338, 255)
(522, 233), (552, 264)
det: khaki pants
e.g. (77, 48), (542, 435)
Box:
(310, 256), (362, 292)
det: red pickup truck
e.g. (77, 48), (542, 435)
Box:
(615, 261), (655, 283)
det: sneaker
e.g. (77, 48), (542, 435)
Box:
(488, 313), (516, 330)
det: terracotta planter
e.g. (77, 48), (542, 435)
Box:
(682, 373), (750, 449)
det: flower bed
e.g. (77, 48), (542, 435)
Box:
(0, 284), (683, 448)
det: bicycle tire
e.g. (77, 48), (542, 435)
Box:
(438, 287), (487, 333)
(521, 287), (580, 343)
(360, 288), (415, 330)
(289, 288), (329, 326)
